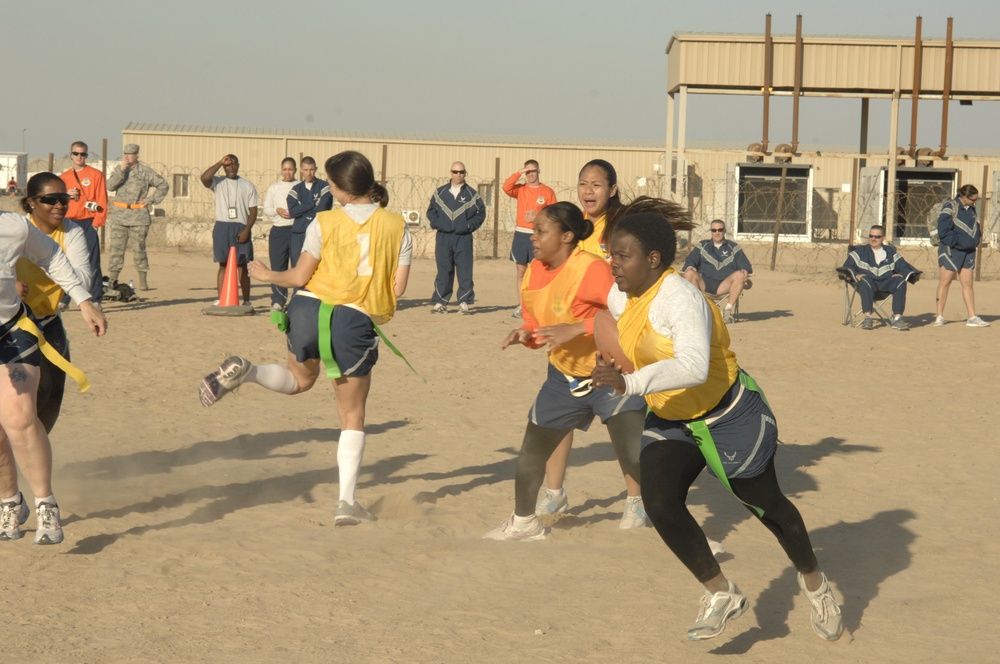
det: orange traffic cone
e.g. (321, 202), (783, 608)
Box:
(219, 246), (239, 307)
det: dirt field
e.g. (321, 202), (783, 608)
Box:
(3, 248), (998, 663)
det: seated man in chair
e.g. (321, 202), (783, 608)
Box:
(682, 220), (752, 323)
(842, 225), (919, 330)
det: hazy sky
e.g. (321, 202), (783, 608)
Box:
(4, 0), (999, 158)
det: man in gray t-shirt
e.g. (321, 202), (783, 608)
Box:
(200, 154), (260, 306)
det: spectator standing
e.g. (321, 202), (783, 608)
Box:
(934, 185), (987, 327)
(428, 161), (486, 314)
(286, 157), (332, 267)
(106, 144), (168, 290)
(262, 157), (299, 311)
(60, 141), (107, 304)
(503, 160), (557, 318)
(200, 155), (260, 307)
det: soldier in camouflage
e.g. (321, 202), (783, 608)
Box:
(106, 143), (168, 290)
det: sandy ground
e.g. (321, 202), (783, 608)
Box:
(3, 248), (999, 663)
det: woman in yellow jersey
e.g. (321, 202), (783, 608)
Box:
(15, 173), (96, 434)
(591, 201), (843, 643)
(1, 173), (107, 545)
(199, 151), (412, 527)
(536, 160), (646, 527)
(483, 202), (647, 541)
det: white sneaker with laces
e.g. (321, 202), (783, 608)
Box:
(459, 302), (471, 315)
(967, 316), (990, 327)
(482, 514), (546, 541)
(0, 493), (29, 541)
(619, 496), (649, 529)
(798, 572), (844, 641)
(687, 581), (749, 641)
(34, 502), (64, 545)
(431, 303), (446, 314)
(933, 315), (946, 326)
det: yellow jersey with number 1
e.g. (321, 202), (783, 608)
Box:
(304, 208), (406, 325)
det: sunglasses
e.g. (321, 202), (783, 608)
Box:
(451, 170), (466, 175)
(710, 229), (725, 233)
(869, 234), (883, 239)
(71, 151), (88, 157)
(34, 193), (71, 206)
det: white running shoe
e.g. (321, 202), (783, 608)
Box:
(933, 315), (946, 326)
(798, 572), (844, 641)
(687, 581), (749, 641)
(334, 500), (377, 527)
(431, 303), (446, 314)
(967, 316), (990, 327)
(0, 493), (29, 541)
(34, 502), (64, 545)
(619, 496), (649, 529)
(482, 514), (547, 541)
(459, 302), (471, 315)
(199, 356), (252, 407)
(708, 538), (726, 556)
(534, 488), (569, 517)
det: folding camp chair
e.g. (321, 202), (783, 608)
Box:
(836, 248), (921, 327)
(707, 275), (753, 323)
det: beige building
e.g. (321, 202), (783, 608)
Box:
(120, 123), (666, 243)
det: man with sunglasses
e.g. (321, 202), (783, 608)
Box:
(59, 142), (107, 304)
(503, 160), (557, 318)
(682, 220), (753, 324)
(106, 144), (168, 291)
(427, 161), (486, 314)
(841, 225), (919, 330)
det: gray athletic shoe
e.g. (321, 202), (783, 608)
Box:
(511, 306), (523, 319)
(199, 356), (252, 407)
(967, 316), (990, 327)
(687, 581), (749, 641)
(861, 315), (873, 330)
(0, 493), (29, 541)
(619, 496), (649, 529)
(890, 317), (910, 331)
(798, 572), (844, 641)
(534, 488), (568, 517)
(34, 502), (64, 545)
(334, 500), (376, 527)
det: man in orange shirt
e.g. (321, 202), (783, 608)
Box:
(503, 159), (557, 317)
(60, 141), (107, 304)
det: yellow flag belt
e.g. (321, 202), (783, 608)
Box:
(13, 314), (90, 392)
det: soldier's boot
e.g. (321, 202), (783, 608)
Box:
(139, 272), (149, 291)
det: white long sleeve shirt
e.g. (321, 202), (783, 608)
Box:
(263, 179), (299, 227)
(1, 212), (90, 325)
(606, 271), (712, 397)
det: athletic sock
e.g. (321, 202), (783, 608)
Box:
(512, 514), (538, 528)
(246, 364), (297, 394)
(724, 303), (733, 311)
(2, 493), (20, 504)
(34, 495), (55, 507)
(337, 430), (366, 503)
(545, 487), (566, 497)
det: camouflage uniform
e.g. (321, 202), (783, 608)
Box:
(106, 160), (168, 285)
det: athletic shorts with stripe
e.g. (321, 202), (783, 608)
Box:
(285, 293), (379, 377)
(938, 245), (975, 272)
(530, 362), (646, 431)
(641, 374), (777, 480)
(509, 232), (534, 265)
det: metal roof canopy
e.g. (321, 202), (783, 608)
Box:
(664, 16), (1000, 220)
